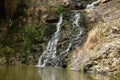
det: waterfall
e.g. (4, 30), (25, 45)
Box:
(59, 13), (81, 57)
(37, 12), (83, 67)
(37, 14), (63, 67)
(86, 0), (100, 9)
(55, 13), (83, 67)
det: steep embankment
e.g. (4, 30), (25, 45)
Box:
(69, 0), (120, 75)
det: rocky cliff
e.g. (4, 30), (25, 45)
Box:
(69, 0), (120, 75)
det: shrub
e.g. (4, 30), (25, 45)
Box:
(22, 25), (37, 64)
(1, 46), (14, 65)
(54, 6), (64, 15)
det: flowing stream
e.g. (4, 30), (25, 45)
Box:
(37, 14), (63, 67)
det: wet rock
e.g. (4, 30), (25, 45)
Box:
(45, 16), (59, 23)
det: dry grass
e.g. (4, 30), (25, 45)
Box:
(82, 19), (110, 52)
(39, 6), (48, 14)
(83, 27), (98, 51)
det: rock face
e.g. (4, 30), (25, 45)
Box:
(101, 0), (110, 3)
(0, 0), (19, 18)
(69, 0), (120, 75)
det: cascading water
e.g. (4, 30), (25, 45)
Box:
(55, 13), (83, 67)
(37, 12), (84, 67)
(59, 13), (82, 57)
(86, 0), (100, 9)
(37, 14), (63, 67)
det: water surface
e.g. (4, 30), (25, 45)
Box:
(0, 66), (119, 80)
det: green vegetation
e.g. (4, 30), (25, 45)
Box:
(38, 24), (46, 37)
(21, 23), (47, 64)
(23, 25), (36, 51)
(54, 6), (64, 15)
(21, 25), (36, 64)
(1, 46), (14, 65)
